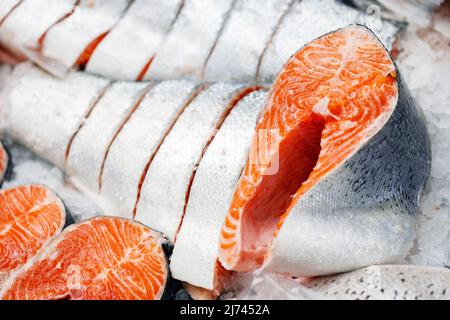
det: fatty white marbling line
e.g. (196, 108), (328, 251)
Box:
(170, 90), (267, 290)
(2, 65), (110, 170)
(146, 0), (234, 80)
(42, 0), (130, 71)
(101, 80), (198, 219)
(66, 81), (149, 193)
(203, 0), (291, 83)
(0, 0), (76, 56)
(86, 0), (182, 80)
(135, 83), (246, 242)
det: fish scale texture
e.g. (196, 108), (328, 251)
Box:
(66, 81), (149, 193)
(170, 90), (267, 290)
(0, 0), (76, 56)
(268, 74), (431, 275)
(42, 0), (130, 71)
(135, 82), (246, 241)
(101, 80), (198, 218)
(86, 0), (182, 80)
(147, 0), (234, 80)
(204, 0), (292, 83)
(2, 65), (110, 169)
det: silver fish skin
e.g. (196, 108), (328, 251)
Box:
(135, 83), (247, 242)
(305, 265), (450, 300)
(86, 0), (183, 80)
(100, 80), (198, 219)
(266, 72), (431, 276)
(0, 64), (110, 170)
(203, 0), (292, 83)
(0, 0), (76, 57)
(41, 0), (131, 74)
(147, 0), (234, 81)
(170, 90), (267, 290)
(66, 81), (149, 194)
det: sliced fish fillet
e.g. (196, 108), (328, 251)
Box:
(203, 0), (291, 83)
(258, 0), (401, 82)
(41, 0), (130, 72)
(0, 0), (76, 57)
(146, 0), (234, 80)
(219, 25), (431, 277)
(100, 80), (198, 219)
(66, 81), (148, 194)
(134, 83), (255, 242)
(170, 90), (267, 291)
(305, 265), (450, 300)
(0, 216), (167, 300)
(86, 0), (182, 81)
(0, 184), (66, 287)
(1, 64), (110, 169)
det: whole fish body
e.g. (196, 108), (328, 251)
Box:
(0, 0), (401, 82)
(0, 25), (431, 294)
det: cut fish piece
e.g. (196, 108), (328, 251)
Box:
(170, 90), (267, 291)
(258, 0), (401, 82)
(0, 0), (76, 56)
(0, 184), (66, 286)
(0, 0), (401, 83)
(134, 83), (256, 241)
(204, 0), (291, 83)
(66, 81), (149, 194)
(100, 80), (199, 219)
(86, 0), (182, 80)
(41, 0), (131, 71)
(0, 141), (11, 186)
(219, 25), (431, 277)
(0, 217), (167, 300)
(0, 0), (21, 24)
(145, 0), (234, 80)
(1, 65), (110, 169)
(305, 265), (450, 300)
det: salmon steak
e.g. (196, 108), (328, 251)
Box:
(0, 184), (66, 286)
(219, 25), (431, 277)
(0, 0), (400, 82)
(0, 25), (431, 294)
(0, 216), (168, 300)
